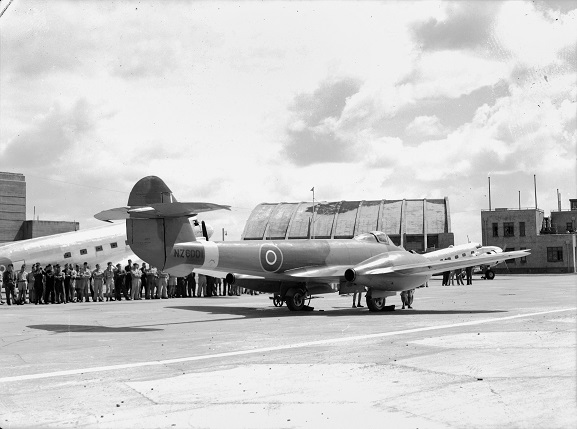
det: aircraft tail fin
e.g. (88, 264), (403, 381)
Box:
(96, 176), (229, 270)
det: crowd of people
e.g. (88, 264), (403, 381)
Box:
(441, 267), (474, 286)
(0, 259), (244, 306)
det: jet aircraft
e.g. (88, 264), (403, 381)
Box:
(95, 176), (530, 312)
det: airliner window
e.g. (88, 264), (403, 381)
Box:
(64, 252), (71, 259)
(110, 242), (118, 249)
(95, 245), (103, 252)
(80, 249), (87, 255)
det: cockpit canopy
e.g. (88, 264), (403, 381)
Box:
(353, 231), (393, 245)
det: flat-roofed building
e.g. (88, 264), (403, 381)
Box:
(481, 200), (577, 274)
(0, 172), (26, 243)
(242, 198), (454, 252)
(0, 172), (78, 243)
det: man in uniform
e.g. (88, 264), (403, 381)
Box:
(16, 264), (29, 305)
(124, 259), (133, 298)
(33, 263), (45, 304)
(114, 263), (129, 301)
(103, 262), (115, 301)
(3, 264), (17, 305)
(44, 264), (55, 304)
(54, 264), (66, 304)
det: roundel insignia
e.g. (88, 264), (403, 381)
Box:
(259, 243), (283, 273)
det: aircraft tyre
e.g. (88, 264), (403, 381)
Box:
(286, 290), (306, 311)
(485, 269), (495, 280)
(366, 295), (386, 312)
(273, 295), (283, 307)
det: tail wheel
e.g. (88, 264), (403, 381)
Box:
(286, 289), (307, 311)
(366, 295), (386, 312)
(485, 269), (495, 280)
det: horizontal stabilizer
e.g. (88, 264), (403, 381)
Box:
(95, 201), (230, 222)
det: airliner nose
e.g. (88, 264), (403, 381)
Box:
(0, 256), (13, 273)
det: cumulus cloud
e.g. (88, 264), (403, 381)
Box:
(282, 78), (362, 165)
(406, 115), (448, 137)
(1, 99), (94, 169)
(411, 2), (503, 51)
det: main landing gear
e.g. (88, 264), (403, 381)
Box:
(365, 291), (395, 312)
(285, 288), (312, 311)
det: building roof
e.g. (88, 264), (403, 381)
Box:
(242, 198), (451, 240)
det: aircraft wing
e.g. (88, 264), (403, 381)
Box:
(279, 250), (529, 283)
(363, 249), (530, 276)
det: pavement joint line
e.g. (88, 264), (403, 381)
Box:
(1, 307), (575, 384)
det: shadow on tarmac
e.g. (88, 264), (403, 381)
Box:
(27, 324), (163, 333)
(165, 305), (507, 320)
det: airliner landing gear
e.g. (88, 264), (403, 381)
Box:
(285, 288), (311, 311)
(484, 269), (495, 280)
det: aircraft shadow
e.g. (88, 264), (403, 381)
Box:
(166, 305), (507, 320)
(28, 324), (163, 333)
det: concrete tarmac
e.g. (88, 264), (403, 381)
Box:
(1, 274), (576, 428)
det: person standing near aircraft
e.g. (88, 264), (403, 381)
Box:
(130, 263), (142, 300)
(74, 264), (82, 302)
(3, 264), (17, 305)
(33, 263), (44, 305)
(455, 268), (464, 286)
(144, 264), (156, 299)
(16, 264), (28, 305)
(157, 270), (169, 299)
(465, 266), (473, 285)
(197, 274), (207, 297)
(26, 266), (35, 304)
(124, 259), (132, 298)
(167, 275), (177, 298)
(140, 263), (148, 299)
(63, 264), (71, 303)
(103, 262), (115, 301)
(44, 264), (55, 304)
(78, 262), (91, 302)
(68, 264), (77, 302)
(113, 263), (126, 301)
(54, 264), (66, 304)
(186, 272), (196, 297)
(92, 264), (105, 302)
(352, 290), (363, 308)
(401, 288), (414, 309)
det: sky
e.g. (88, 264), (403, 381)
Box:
(1, 0), (576, 245)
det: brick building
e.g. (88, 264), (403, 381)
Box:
(481, 200), (577, 274)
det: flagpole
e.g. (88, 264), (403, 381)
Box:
(311, 187), (315, 239)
